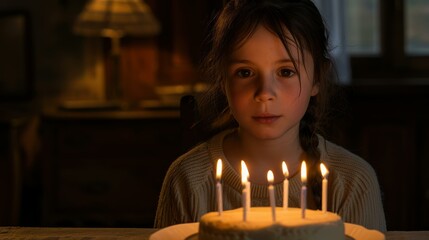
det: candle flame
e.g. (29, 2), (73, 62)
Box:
(267, 170), (274, 184)
(241, 160), (249, 184)
(320, 163), (329, 178)
(282, 161), (289, 178)
(301, 161), (307, 184)
(216, 159), (223, 180)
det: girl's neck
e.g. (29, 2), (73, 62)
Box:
(223, 129), (303, 184)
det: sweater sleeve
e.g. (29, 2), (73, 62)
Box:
(153, 158), (191, 228)
(337, 160), (387, 232)
(321, 138), (387, 232)
(326, 148), (386, 232)
(154, 144), (214, 228)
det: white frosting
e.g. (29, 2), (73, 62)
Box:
(199, 207), (345, 240)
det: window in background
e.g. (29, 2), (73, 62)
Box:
(344, 0), (429, 79)
(345, 0), (380, 55)
(405, 0), (429, 56)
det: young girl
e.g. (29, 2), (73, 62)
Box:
(154, 0), (386, 232)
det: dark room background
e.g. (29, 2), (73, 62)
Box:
(0, 0), (428, 231)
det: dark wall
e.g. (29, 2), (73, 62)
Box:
(327, 85), (429, 230)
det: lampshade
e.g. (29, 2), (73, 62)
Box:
(74, 0), (161, 38)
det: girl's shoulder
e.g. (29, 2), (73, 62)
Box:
(165, 130), (229, 186)
(169, 142), (212, 176)
(173, 129), (229, 170)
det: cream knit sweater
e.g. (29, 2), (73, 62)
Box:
(154, 129), (387, 232)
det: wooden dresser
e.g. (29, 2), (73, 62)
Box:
(40, 108), (183, 227)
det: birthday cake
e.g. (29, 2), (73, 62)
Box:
(198, 207), (345, 240)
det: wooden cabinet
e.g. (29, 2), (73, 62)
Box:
(40, 109), (182, 227)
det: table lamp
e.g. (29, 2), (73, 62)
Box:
(73, 0), (161, 107)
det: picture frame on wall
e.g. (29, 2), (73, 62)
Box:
(0, 10), (33, 101)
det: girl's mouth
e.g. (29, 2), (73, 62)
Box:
(252, 115), (281, 124)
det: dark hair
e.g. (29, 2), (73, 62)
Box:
(198, 0), (337, 209)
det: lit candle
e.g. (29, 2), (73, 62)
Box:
(282, 161), (289, 210)
(216, 159), (223, 215)
(301, 161), (307, 219)
(267, 170), (276, 222)
(320, 163), (329, 214)
(241, 160), (250, 221)
(241, 160), (251, 210)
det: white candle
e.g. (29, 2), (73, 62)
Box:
(267, 170), (276, 222)
(282, 161), (289, 210)
(246, 180), (251, 210)
(242, 161), (251, 210)
(301, 161), (307, 219)
(320, 163), (329, 213)
(216, 159), (223, 215)
(242, 186), (247, 221)
(241, 160), (250, 221)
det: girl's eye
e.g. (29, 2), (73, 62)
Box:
(279, 68), (295, 77)
(236, 69), (253, 78)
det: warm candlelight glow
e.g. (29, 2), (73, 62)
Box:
(267, 170), (274, 183)
(216, 159), (223, 215)
(241, 160), (249, 184)
(216, 159), (223, 180)
(282, 161), (289, 210)
(320, 163), (329, 178)
(320, 163), (329, 213)
(301, 161), (307, 219)
(241, 160), (250, 221)
(267, 170), (276, 222)
(282, 161), (289, 178)
(301, 161), (307, 184)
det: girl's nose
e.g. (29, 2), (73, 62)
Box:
(254, 75), (276, 102)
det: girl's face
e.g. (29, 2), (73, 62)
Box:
(226, 25), (319, 141)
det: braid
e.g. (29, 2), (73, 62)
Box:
(300, 96), (322, 210)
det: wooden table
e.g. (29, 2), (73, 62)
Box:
(0, 227), (428, 240)
(386, 231), (429, 240)
(0, 227), (157, 239)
